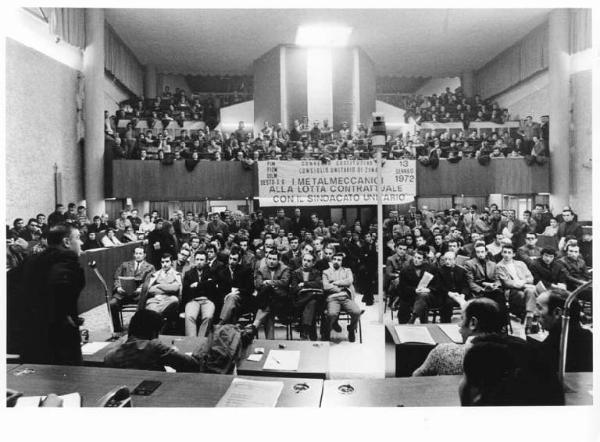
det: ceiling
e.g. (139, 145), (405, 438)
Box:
(105, 8), (551, 77)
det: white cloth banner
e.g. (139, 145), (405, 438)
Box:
(258, 160), (416, 206)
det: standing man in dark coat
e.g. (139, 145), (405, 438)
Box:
(21, 224), (85, 365)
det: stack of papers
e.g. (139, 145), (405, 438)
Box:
(437, 324), (463, 343)
(216, 378), (283, 407)
(263, 350), (300, 371)
(394, 326), (436, 345)
(81, 341), (112, 355)
(15, 393), (81, 407)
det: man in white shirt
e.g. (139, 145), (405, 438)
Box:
(494, 244), (537, 333)
(323, 253), (361, 342)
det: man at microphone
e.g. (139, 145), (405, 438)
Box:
(21, 224), (86, 365)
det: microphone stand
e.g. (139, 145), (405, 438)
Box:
(88, 261), (120, 341)
(558, 280), (593, 387)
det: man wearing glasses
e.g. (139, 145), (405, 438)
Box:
(517, 233), (542, 267)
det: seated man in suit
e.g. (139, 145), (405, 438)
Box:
(104, 310), (201, 372)
(323, 253), (362, 342)
(182, 251), (216, 338)
(139, 253), (181, 326)
(494, 244), (537, 333)
(385, 240), (411, 305)
(246, 250), (291, 339)
(463, 242), (506, 312)
(395, 249), (438, 324)
(110, 247), (156, 332)
(517, 233), (542, 267)
(290, 252), (324, 340)
(413, 252), (466, 324)
(558, 243), (592, 295)
(216, 246), (255, 325)
(536, 289), (593, 372)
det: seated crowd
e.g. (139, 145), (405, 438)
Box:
(107, 86), (548, 164)
(8, 202), (592, 406)
(383, 204), (591, 333)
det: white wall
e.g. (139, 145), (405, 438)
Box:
(493, 71), (549, 121)
(375, 100), (413, 136)
(414, 77), (461, 96)
(104, 73), (131, 114)
(157, 73), (190, 96)
(217, 100), (254, 135)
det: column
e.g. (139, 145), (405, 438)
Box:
(144, 64), (157, 99)
(548, 9), (571, 212)
(460, 71), (475, 97)
(83, 8), (106, 218)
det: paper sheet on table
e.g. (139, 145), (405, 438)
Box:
(417, 271), (434, 289)
(15, 393), (81, 407)
(394, 326), (436, 345)
(263, 350), (300, 371)
(81, 341), (112, 355)
(247, 354), (263, 362)
(437, 324), (463, 343)
(216, 378), (283, 407)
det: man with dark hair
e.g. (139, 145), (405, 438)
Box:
(495, 244), (538, 332)
(464, 242), (507, 316)
(395, 249), (438, 324)
(247, 250), (291, 339)
(48, 204), (67, 227)
(182, 251), (216, 337)
(460, 333), (564, 406)
(323, 253), (361, 342)
(557, 209), (583, 244)
(517, 232), (542, 267)
(109, 247), (156, 332)
(216, 247), (255, 325)
(281, 236), (301, 267)
(558, 243), (591, 291)
(529, 248), (568, 289)
(413, 298), (504, 376)
(64, 203), (78, 224)
(536, 289), (593, 372)
(21, 224), (85, 365)
(290, 253), (323, 340)
(104, 310), (201, 372)
(139, 253), (181, 324)
(36, 213), (48, 235)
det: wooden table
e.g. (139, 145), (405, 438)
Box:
(237, 339), (330, 379)
(7, 363), (21, 372)
(7, 364), (323, 407)
(385, 323), (454, 377)
(321, 372), (593, 407)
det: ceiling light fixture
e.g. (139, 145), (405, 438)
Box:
(295, 24), (352, 47)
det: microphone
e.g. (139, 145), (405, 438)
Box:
(88, 260), (97, 269)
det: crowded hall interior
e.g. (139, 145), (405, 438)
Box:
(3, 6), (596, 419)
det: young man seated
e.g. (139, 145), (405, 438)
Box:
(182, 251), (216, 338)
(290, 253), (324, 340)
(139, 253), (181, 327)
(104, 310), (201, 372)
(247, 250), (291, 339)
(322, 253), (361, 342)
